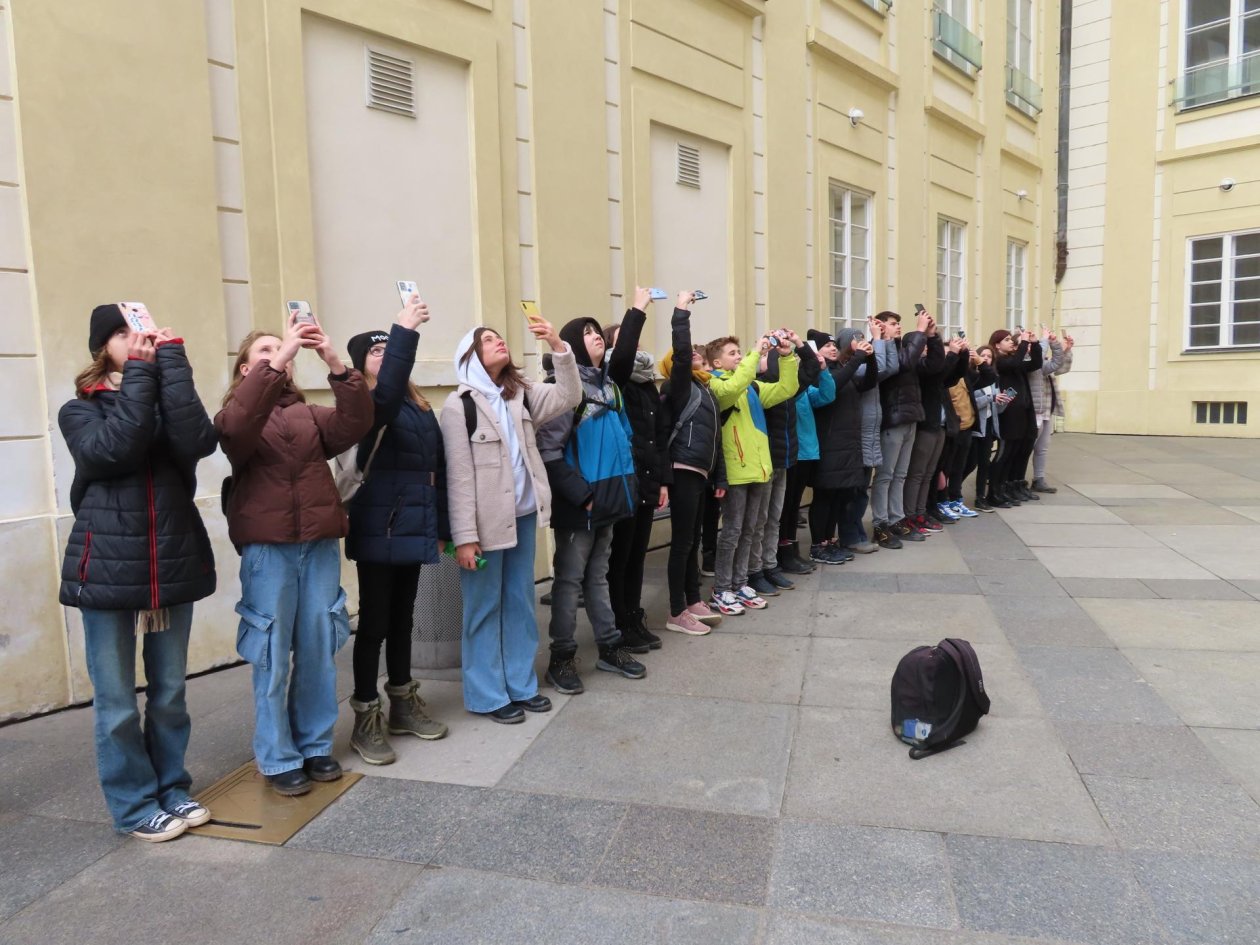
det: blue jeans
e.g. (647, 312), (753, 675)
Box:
(460, 513), (540, 713)
(82, 603), (195, 832)
(235, 540), (350, 776)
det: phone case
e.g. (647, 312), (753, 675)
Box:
(692, 290), (708, 301)
(287, 300), (316, 324)
(520, 300), (543, 321)
(121, 302), (156, 333)
(649, 288), (669, 301)
(397, 281), (418, 306)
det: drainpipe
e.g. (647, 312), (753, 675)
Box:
(1055, 0), (1072, 284)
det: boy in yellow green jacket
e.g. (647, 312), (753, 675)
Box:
(704, 333), (800, 614)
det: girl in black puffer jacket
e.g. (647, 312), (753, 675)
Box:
(343, 294), (449, 766)
(58, 304), (218, 843)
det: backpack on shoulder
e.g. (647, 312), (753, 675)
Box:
(890, 637), (990, 760)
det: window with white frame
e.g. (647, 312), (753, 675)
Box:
(828, 183), (872, 333)
(1006, 240), (1028, 331)
(1007, 0), (1034, 74)
(1177, 0), (1260, 109)
(1187, 230), (1260, 349)
(936, 218), (966, 334)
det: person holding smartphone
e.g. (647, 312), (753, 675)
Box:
(217, 313), (374, 796)
(59, 304), (218, 841)
(441, 315), (581, 721)
(966, 345), (1008, 510)
(987, 328), (1043, 505)
(341, 293), (449, 766)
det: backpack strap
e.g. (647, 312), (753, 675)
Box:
(667, 383), (703, 448)
(939, 638), (991, 715)
(461, 390), (477, 438)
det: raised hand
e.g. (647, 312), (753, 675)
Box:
(676, 289), (695, 310)
(915, 309), (931, 333)
(633, 285), (653, 311)
(397, 293), (430, 330)
(127, 331), (156, 363)
(528, 316), (566, 352)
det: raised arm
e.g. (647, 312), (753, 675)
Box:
(608, 290), (648, 387)
(667, 305), (695, 416)
(153, 341), (217, 462)
(707, 349), (761, 409)
(214, 362), (289, 468)
(757, 349), (800, 409)
(372, 322), (421, 429)
(312, 369), (375, 458)
(60, 359), (159, 480)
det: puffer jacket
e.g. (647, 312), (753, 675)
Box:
(994, 340), (1044, 440)
(878, 331), (932, 428)
(215, 362), (374, 548)
(761, 349), (821, 470)
(794, 363), (836, 462)
(852, 339), (899, 467)
(59, 344), (218, 610)
(1029, 338), (1072, 418)
(608, 307), (670, 504)
(710, 349), (800, 485)
(920, 346), (966, 434)
(346, 324), (448, 565)
(659, 307), (726, 487)
(815, 350), (880, 490)
(538, 319), (638, 531)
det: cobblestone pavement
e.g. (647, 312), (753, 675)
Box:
(2, 434), (1258, 944)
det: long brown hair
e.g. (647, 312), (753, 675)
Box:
(222, 330), (305, 407)
(459, 327), (529, 400)
(73, 349), (114, 399)
(364, 372), (431, 411)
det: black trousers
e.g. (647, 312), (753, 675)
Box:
(965, 431), (995, 501)
(940, 430), (973, 502)
(608, 502), (656, 629)
(989, 435), (1019, 498)
(1010, 430), (1037, 484)
(353, 561), (421, 703)
(667, 470), (707, 615)
(701, 485), (721, 557)
(780, 459), (816, 544)
(809, 486), (848, 545)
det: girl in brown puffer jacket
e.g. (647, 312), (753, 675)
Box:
(215, 314), (373, 797)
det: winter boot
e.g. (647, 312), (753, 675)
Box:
(350, 697), (397, 766)
(1031, 478), (1058, 493)
(385, 680), (448, 740)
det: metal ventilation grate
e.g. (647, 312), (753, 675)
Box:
(1194, 401), (1248, 425)
(366, 47), (416, 117)
(676, 143), (701, 188)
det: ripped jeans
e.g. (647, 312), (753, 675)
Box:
(235, 540), (351, 776)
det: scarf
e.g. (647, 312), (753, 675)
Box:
(453, 329), (534, 515)
(658, 349), (710, 387)
(607, 348), (657, 384)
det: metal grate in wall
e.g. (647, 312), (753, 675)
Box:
(676, 143), (700, 188)
(366, 47), (416, 117)
(1193, 401), (1248, 425)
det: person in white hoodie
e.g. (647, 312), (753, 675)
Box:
(439, 318), (580, 724)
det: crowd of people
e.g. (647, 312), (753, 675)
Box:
(58, 291), (1072, 842)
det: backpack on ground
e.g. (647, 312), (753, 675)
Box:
(890, 637), (990, 760)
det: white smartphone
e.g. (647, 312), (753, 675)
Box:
(120, 302), (157, 333)
(396, 280), (418, 306)
(286, 300), (317, 325)
(648, 288), (669, 301)
(692, 290), (708, 301)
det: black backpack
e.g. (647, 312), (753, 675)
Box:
(890, 638), (990, 760)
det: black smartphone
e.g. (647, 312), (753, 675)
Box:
(914, 303), (926, 314)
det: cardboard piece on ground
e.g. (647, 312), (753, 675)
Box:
(190, 761), (362, 845)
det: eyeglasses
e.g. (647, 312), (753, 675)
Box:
(368, 346), (387, 358)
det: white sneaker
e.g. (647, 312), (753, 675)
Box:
(168, 799), (211, 827)
(665, 610), (711, 635)
(710, 590), (745, 616)
(736, 586), (768, 610)
(129, 810), (187, 843)
(950, 500), (979, 518)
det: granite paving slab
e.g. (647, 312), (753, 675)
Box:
(0, 814), (122, 921)
(764, 914), (1081, 945)
(1124, 648), (1260, 728)
(1054, 721), (1233, 783)
(1080, 598), (1260, 651)
(1128, 851), (1260, 945)
(1193, 727), (1260, 803)
(813, 592), (1007, 643)
(1032, 547), (1216, 581)
(1056, 577), (1156, 599)
(1084, 775), (1260, 856)
(984, 595), (1113, 647)
(1007, 523), (1163, 548)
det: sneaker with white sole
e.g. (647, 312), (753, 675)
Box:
(736, 585), (768, 610)
(665, 610), (711, 635)
(949, 500), (979, 518)
(168, 800), (211, 828)
(935, 502), (960, 522)
(686, 601), (723, 626)
(129, 810), (187, 843)
(710, 590), (746, 616)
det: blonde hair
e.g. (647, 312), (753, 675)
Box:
(222, 330), (304, 407)
(73, 349), (114, 399)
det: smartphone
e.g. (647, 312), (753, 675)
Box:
(1002, 387), (1018, 399)
(648, 288), (669, 301)
(957, 329), (967, 340)
(914, 303), (926, 314)
(396, 280), (418, 306)
(692, 290), (708, 301)
(520, 300), (544, 323)
(120, 302), (157, 334)
(287, 300), (317, 325)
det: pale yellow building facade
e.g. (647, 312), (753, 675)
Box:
(1059, 0), (1260, 436)
(0, 0), (1063, 719)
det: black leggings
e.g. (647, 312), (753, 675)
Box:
(701, 485), (720, 557)
(353, 561), (420, 703)
(989, 436), (1018, 498)
(965, 432), (995, 500)
(667, 470), (707, 615)
(809, 486), (847, 545)
(608, 502), (656, 628)
(1010, 431), (1037, 484)
(780, 460), (816, 543)
(939, 430), (973, 502)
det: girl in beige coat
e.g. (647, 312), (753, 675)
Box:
(439, 318), (580, 723)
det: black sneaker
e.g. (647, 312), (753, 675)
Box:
(616, 626), (652, 654)
(1019, 483), (1041, 501)
(874, 525), (903, 550)
(486, 703), (525, 724)
(827, 544), (854, 564)
(890, 519), (911, 537)
(546, 656), (585, 694)
(809, 542), (834, 564)
(973, 498), (995, 513)
(764, 568), (795, 590)
(303, 755), (343, 782)
(512, 694), (553, 713)
(596, 644), (646, 679)
(749, 571), (781, 597)
(899, 518), (927, 541)
(266, 768), (312, 797)
(632, 609), (663, 650)
(700, 552), (716, 576)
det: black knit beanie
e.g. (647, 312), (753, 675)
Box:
(88, 304), (127, 354)
(559, 316), (603, 368)
(806, 328), (832, 348)
(347, 330), (389, 373)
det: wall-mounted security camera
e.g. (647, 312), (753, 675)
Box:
(1220, 177), (1235, 192)
(848, 107), (864, 127)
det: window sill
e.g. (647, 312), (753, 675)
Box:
(1180, 345), (1260, 356)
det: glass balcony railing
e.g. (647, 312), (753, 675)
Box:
(1006, 64), (1043, 116)
(1174, 52), (1260, 110)
(859, 0), (892, 13)
(932, 8), (983, 76)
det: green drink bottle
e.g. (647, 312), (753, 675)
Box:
(443, 540), (487, 570)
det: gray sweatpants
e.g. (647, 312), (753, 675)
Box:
(751, 467), (788, 575)
(549, 525), (620, 654)
(1033, 418), (1053, 480)
(870, 422), (916, 525)
(714, 481), (767, 594)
